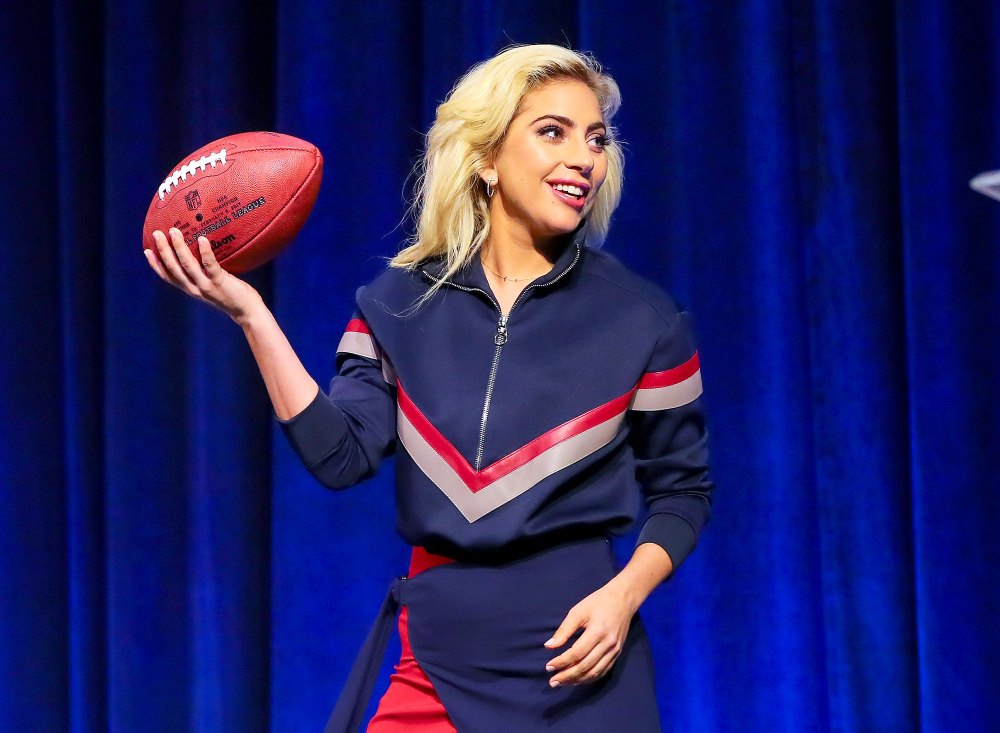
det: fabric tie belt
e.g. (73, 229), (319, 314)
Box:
(323, 547), (454, 733)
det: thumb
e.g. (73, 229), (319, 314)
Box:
(544, 607), (586, 648)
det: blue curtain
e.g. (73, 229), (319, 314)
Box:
(1, 1), (996, 731)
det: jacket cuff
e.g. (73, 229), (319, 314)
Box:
(276, 389), (350, 468)
(636, 513), (698, 571)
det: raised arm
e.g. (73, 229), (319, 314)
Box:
(145, 228), (395, 488)
(144, 228), (319, 419)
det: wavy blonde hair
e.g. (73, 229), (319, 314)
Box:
(389, 44), (624, 295)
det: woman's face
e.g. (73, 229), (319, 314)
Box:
(483, 79), (609, 246)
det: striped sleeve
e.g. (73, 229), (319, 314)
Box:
(627, 311), (713, 571)
(277, 311), (397, 489)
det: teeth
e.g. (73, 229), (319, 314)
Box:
(552, 183), (584, 197)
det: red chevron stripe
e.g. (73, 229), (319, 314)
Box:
(397, 383), (479, 486)
(477, 390), (634, 485)
(637, 352), (700, 389)
(345, 318), (371, 334)
(396, 381), (635, 493)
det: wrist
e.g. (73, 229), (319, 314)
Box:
(611, 543), (675, 613)
(605, 572), (648, 616)
(232, 295), (269, 329)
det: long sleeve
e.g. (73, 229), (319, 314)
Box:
(627, 310), (713, 571)
(277, 314), (397, 489)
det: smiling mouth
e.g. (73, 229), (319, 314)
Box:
(550, 182), (586, 199)
(548, 182), (588, 209)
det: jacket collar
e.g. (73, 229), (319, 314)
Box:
(420, 219), (589, 292)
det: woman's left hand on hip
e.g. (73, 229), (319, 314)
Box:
(543, 583), (637, 687)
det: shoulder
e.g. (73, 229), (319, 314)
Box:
(580, 248), (701, 370)
(578, 246), (684, 331)
(354, 260), (429, 315)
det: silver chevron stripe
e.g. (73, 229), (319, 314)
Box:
(336, 330), (377, 360)
(630, 370), (703, 411)
(336, 331), (397, 387)
(380, 352), (397, 386)
(397, 404), (628, 522)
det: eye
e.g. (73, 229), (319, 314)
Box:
(538, 125), (564, 141)
(588, 133), (609, 152)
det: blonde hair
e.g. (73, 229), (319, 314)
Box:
(389, 43), (624, 296)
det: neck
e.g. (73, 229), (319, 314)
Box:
(481, 208), (566, 280)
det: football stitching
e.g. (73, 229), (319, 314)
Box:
(158, 149), (228, 199)
(156, 145), (317, 201)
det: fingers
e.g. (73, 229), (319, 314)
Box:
(147, 229), (194, 293)
(544, 608), (584, 651)
(545, 603), (625, 687)
(146, 229), (219, 299)
(167, 228), (213, 290)
(548, 632), (620, 687)
(146, 231), (186, 291)
(575, 647), (617, 684)
(197, 235), (225, 282)
(144, 241), (170, 281)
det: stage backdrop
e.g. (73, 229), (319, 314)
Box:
(1, 1), (997, 732)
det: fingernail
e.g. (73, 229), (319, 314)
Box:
(545, 665), (555, 672)
(544, 638), (555, 647)
(550, 680), (560, 688)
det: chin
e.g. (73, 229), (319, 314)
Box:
(539, 212), (584, 238)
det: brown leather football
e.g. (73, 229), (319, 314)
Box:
(143, 131), (323, 273)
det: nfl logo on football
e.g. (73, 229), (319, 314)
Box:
(184, 190), (202, 211)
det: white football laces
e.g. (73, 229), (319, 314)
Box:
(158, 149), (228, 200)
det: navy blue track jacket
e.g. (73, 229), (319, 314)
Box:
(279, 224), (713, 570)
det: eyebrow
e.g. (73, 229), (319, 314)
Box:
(529, 114), (607, 133)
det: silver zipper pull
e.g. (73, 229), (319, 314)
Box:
(494, 315), (508, 345)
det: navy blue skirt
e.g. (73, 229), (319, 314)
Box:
(326, 536), (662, 733)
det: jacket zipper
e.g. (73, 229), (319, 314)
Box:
(476, 316), (507, 469)
(426, 244), (582, 470)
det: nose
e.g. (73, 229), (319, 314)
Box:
(566, 135), (594, 176)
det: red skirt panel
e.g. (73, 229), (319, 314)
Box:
(366, 548), (458, 732)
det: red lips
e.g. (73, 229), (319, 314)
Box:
(547, 181), (589, 211)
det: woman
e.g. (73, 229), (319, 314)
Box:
(144, 44), (712, 733)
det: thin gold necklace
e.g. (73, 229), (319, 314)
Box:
(480, 255), (552, 283)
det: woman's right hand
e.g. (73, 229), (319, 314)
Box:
(144, 228), (264, 324)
